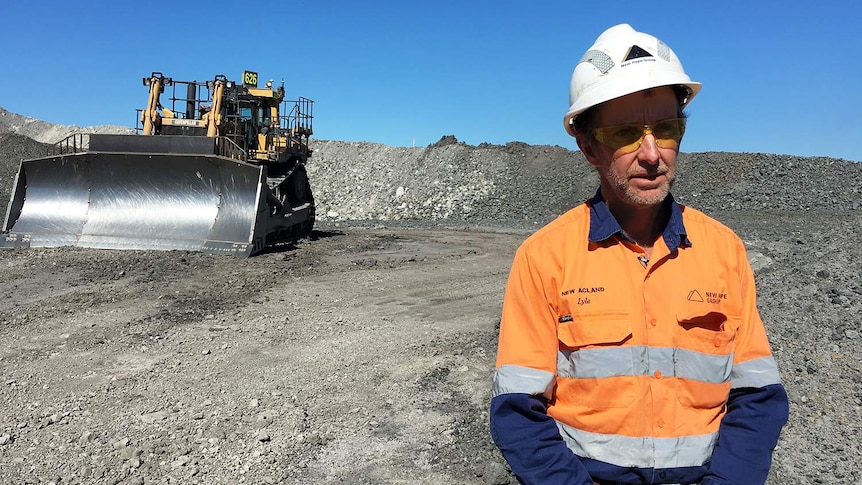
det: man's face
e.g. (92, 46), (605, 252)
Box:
(579, 87), (682, 209)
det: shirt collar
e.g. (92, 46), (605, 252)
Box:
(587, 189), (692, 251)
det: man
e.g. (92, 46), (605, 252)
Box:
(490, 24), (788, 485)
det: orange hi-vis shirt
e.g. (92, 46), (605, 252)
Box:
(493, 194), (784, 472)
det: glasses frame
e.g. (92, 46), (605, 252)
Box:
(591, 118), (687, 154)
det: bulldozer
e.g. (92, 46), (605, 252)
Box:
(1, 70), (315, 257)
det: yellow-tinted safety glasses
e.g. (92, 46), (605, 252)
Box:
(592, 118), (687, 154)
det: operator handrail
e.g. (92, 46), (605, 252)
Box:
(49, 133), (89, 156)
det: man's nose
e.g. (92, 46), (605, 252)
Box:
(638, 133), (661, 165)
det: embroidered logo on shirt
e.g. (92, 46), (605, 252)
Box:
(687, 289), (704, 302)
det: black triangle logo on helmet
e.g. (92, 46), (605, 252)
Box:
(623, 45), (653, 62)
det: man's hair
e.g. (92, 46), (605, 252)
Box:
(573, 85), (691, 137)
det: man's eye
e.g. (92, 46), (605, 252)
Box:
(608, 126), (641, 141)
(653, 121), (681, 139)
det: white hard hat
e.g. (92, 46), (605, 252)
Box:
(563, 24), (701, 136)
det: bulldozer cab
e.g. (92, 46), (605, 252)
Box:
(143, 72), (313, 164)
(226, 96), (283, 155)
(234, 103), (264, 152)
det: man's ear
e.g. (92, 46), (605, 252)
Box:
(575, 134), (602, 168)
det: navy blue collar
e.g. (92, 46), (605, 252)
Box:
(587, 189), (691, 252)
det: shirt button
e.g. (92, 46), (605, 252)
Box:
(659, 471), (667, 479)
(714, 338), (723, 347)
(657, 418), (665, 428)
(649, 318), (657, 327)
(654, 370), (662, 379)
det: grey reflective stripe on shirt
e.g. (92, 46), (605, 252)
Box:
(557, 420), (717, 469)
(558, 346), (733, 384)
(730, 355), (782, 389)
(492, 364), (554, 399)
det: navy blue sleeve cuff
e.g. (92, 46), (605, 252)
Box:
(704, 383), (789, 484)
(490, 393), (592, 485)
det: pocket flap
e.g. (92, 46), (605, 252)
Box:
(676, 311), (728, 332)
(676, 311), (738, 347)
(558, 312), (632, 348)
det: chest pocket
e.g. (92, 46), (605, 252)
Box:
(675, 311), (737, 409)
(557, 312), (634, 408)
(676, 311), (738, 355)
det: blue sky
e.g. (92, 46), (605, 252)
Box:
(2, 1), (860, 161)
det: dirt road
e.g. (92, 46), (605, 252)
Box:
(2, 210), (862, 484)
(0, 228), (525, 484)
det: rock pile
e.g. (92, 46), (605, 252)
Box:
(2, 110), (860, 227)
(0, 107), (133, 145)
(306, 137), (862, 231)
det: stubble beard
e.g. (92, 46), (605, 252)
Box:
(605, 163), (675, 207)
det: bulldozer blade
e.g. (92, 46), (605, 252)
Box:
(1, 152), (267, 257)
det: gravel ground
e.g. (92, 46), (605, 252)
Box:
(1, 111), (861, 484)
